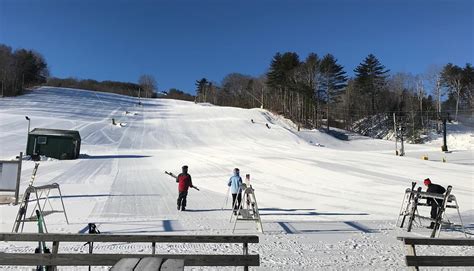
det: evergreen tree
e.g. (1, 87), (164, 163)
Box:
(267, 52), (300, 90)
(354, 54), (389, 114)
(266, 52), (300, 116)
(319, 54), (347, 131)
(195, 78), (209, 102)
(13, 49), (49, 86)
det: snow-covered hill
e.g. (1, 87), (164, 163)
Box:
(0, 87), (473, 270)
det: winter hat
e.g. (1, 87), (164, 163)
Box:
(182, 165), (188, 170)
(234, 168), (240, 174)
(424, 178), (431, 185)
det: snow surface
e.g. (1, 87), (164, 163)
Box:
(0, 87), (473, 270)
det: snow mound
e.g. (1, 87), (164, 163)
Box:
(425, 122), (474, 150)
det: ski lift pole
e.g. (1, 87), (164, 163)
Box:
(442, 115), (448, 152)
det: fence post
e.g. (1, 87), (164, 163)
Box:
(14, 152), (23, 205)
(243, 242), (249, 271)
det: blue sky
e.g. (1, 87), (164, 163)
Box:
(1, 0), (472, 94)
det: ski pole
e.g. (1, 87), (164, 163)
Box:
(221, 186), (230, 210)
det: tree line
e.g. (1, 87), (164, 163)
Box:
(1, 43), (197, 102)
(195, 52), (473, 142)
(0, 44), (49, 96)
(3, 43), (472, 141)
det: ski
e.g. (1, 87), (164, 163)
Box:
(164, 171), (199, 191)
(35, 209), (50, 271)
(399, 181), (417, 228)
(407, 187), (422, 232)
(164, 171), (177, 178)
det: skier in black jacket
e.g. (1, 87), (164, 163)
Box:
(424, 178), (446, 229)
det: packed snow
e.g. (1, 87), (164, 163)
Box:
(0, 87), (473, 270)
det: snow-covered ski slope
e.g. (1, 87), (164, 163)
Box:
(0, 87), (473, 270)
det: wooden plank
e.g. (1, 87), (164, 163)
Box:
(400, 237), (474, 246)
(51, 241), (59, 254)
(405, 244), (416, 257)
(239, 210), (252, 219)
(160, 259), (185, 270)
(110, 258), (140, 271)
(0, 253), (260, 266)
(110, 258), (140, 270)
(0, 233), (259, 243)
(417, 203), (457, 209)
(407, 190), (446, 200)
(134, 257), (162, 270)
(406, 256), (474, 266)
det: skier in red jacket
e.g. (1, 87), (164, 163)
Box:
(176, 165), (197, 211)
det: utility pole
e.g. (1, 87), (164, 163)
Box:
(441, 113), (448, 152)
(244, 88), (264, 109)
(399, 119), (405, 156)
(393, 113), (398, 155)
(436, 78), (442, 133)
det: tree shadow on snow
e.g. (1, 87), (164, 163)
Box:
(80, 154), (151, 159)
(277, 221), (378, 234)
(259, 208), (369, 216)
(182, 208), (232, 212)
(78, 220), (179, 233)
(45, 194), (161, 200)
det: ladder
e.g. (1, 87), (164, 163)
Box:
(399, 184), (467, 238)
(231, 184), (263, 233)
(12, 182), (69, 233)
(12, 163), (40, 233)
(397, 181), (417, 228)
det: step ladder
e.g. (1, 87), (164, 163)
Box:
(397, 183), (467, 238)
(231, 184), (263, 233)
(12, 163), (69, 233)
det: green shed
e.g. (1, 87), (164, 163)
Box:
(26, 128), (81, 160)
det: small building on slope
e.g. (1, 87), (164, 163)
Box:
(26, 128), (81, 160)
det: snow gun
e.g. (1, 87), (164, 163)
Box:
(164, 171), (200, 191)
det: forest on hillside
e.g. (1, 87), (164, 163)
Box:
(1, 43), (472, 142)
(195, 52), (473, 141)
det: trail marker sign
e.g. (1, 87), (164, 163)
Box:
(0, 152), (23, 204)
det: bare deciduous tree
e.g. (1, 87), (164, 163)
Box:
(139, 74), (157, 98)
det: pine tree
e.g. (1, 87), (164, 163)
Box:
(195, 78), (209, 102)
(266, 52), (300, 116)
(319, 54), (347, 131)
(354, 54), (389, 114)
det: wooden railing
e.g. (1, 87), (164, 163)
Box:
(0, 233), (260, 270)
(398, 237), (474, 270)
